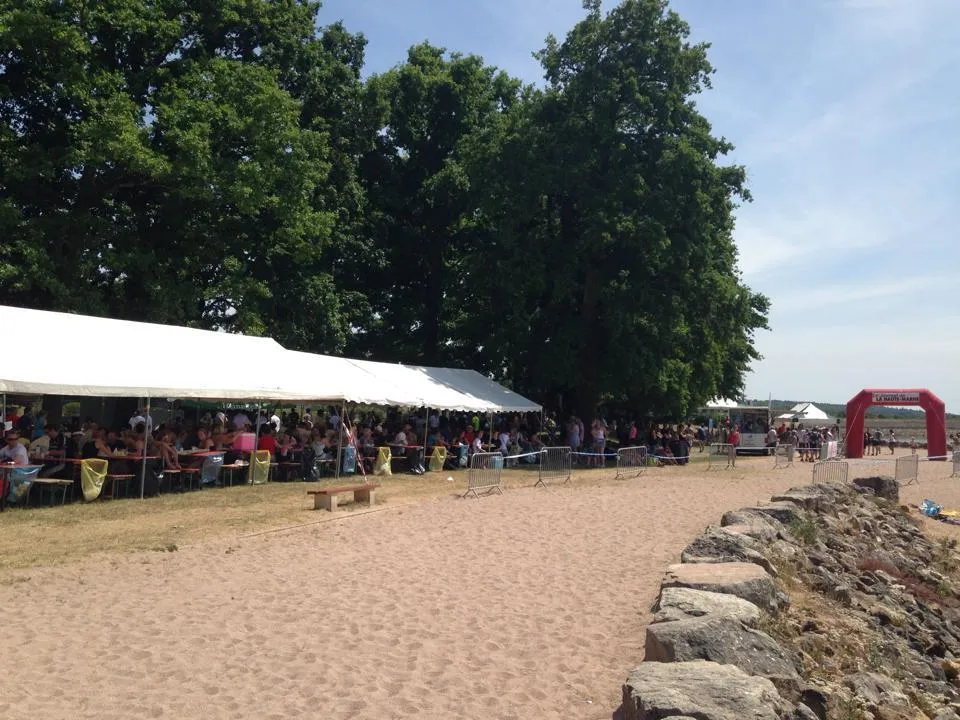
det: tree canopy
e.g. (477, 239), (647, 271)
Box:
(0, 0), (769, 417)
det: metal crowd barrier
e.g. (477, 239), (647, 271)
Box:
(773, 443), (794, 469)
(707, 443), (734, 470)
(812, 459), (848, 485)
(615, 446), (647, 479)
(463, 452), (504, 498)
(895, 454), (919, 486)
(535, 447), (571, 487)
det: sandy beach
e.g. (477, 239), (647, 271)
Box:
(1, 453), (957, 720)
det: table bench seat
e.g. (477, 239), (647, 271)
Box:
(307, 483), (378, 511)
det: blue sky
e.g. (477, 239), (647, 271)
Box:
(319, 0), (960, 409)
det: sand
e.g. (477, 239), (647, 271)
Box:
(0, 452), (954, 720)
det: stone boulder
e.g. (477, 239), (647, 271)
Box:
(721, 522), (779, 543)
(681, 527), (778, 576)
(652, 587), (762, 627)
(720, 509), (785, 536)
(843, 671), (910, 707)
(661, 562), (786, 613)
(621, 660), (790, 720)
(645, 615), (801, 689)
(852, 476), (900, 502)
(771, 490), (835, 514)
(735, 502), (802, 526)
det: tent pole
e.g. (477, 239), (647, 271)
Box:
(140, 395), (150, 500)
(251, 400), (262, 483)
(2, 393), (5, 430)
(335, 402), (345, 479)
(422, 406), (429, 462)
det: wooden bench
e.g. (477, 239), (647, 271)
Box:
(307, 483), (378, 512)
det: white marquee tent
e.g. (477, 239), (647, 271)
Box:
(0, 305), (293, 399)
(776, 402), (831, 422)
(0, 305), (541, 412)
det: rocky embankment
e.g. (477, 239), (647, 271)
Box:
(620, 478), (960, 720)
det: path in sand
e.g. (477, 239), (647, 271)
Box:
(1, 455), (953, 720)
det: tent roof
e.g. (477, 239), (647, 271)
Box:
(0, 305), (294, 399)
(414, 367), (541, 412)
(777, 402), (830, 421)
(0, 306), (542, 411)
(705, 397), (742, 409)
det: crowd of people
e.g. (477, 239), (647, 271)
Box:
(1, 405), (551, 480)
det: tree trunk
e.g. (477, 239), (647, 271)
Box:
(422, 241), (444, 365)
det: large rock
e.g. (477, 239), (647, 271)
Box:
(721, 522), (779, 543)
(681, 527), (778, 576)
(771, 490), (835, 514)
(661, 562), (786, 613)
(843, 672), (910, 707)
(645, 615), (801, 689)
(721, 507), (784, 529)
(852, 476), (899, 502)
(653, 587), (762, 627)
(734, 502), (802, 526)
(621, 660), (790, 720)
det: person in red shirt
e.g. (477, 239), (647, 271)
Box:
(728, 424), (741, 467)
(257, 427), (277, 457)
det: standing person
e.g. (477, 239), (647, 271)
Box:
(566, 415), (582, 464)
(910, 436), (918, 455)
(591, 419), (606, 468)
(888, 430), (896, 455)
(728, 424), (741, 467)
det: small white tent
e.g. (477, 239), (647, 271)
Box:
(705, 397), (742, 410)
(776, 402), (831, 422)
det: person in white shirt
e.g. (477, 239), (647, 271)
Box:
(129, 409), (153, 431)
(394, 428), (408, 445)
(0, 431), (29, 465)
(29, 427), (59, 455)
(329, 410), (341, 431)
(233, 412), (251, 430)
(471, 431), (484, 455)
(215, 411), (228, 427)
(270, 412), (282, 433)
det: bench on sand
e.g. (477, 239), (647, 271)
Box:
(307, 483), (378, 512)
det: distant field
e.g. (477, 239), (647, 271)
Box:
(837, 417), (960, 443)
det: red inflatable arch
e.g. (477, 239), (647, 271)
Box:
(845, 388), (947, 460)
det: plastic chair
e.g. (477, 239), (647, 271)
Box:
(428, 447), (447, 472)
(6, 466), (40, 506)
(80, 458), (109, 501)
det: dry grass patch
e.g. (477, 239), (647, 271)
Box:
(0, 452), (796, 572)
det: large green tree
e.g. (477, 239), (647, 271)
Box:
(0, 0), (361, 350)
(353, 43), (523, 365)
(459, 0), (769, 416)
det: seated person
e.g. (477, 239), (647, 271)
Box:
(426, 429), (446, 451)
(29, 426), (60, 456)
(0, 431), (29, 465)
(276, 430), (297, 461)
(153, 430), (181, 469)
(657, 444), (676, 466)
